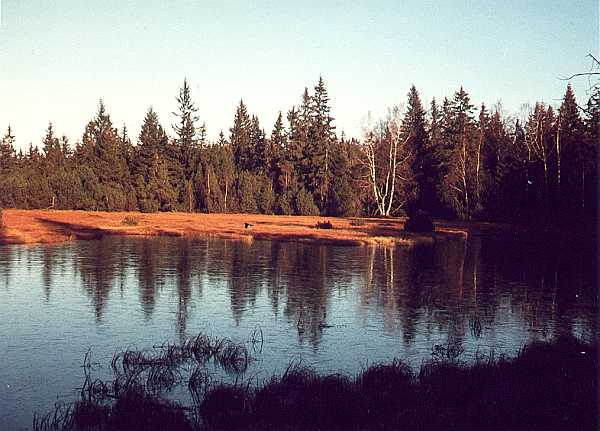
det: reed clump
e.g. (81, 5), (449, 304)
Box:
(34, 335), (598, 431)
(122, 215), (140, 226)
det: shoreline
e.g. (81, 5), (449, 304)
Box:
(0, 209), (476, 247)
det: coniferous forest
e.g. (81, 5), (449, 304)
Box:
(0, 78), (597, 224)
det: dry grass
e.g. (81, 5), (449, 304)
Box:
(0, 209), (469, 247)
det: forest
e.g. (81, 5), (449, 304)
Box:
(0, 78), (597, 224)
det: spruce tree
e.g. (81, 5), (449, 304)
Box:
(134, 108), (178, 212)
(230, 100), (252, 171)
(402, 85), (430, 214)
(77, 101), (130, 211)
(269, 112), (287, 188)
(439, 88), (476, 219)
(307, 77), (336, 211)
(557, 84), (586, 215)
(173, 79), (201, 211)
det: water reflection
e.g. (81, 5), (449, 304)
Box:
(0, 234), (596, 349)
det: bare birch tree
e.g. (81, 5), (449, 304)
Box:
(361, 108), (413, 216)
(526, 102), (554, 207)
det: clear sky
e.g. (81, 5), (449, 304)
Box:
(0, 0), (597, 150)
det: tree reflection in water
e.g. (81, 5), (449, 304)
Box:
(6, 233), (595, 349)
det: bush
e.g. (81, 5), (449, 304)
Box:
(315, 220), (333, 229)
(350, 218), (365, 226)
(122, 216), (140, 226)
(404, 209), (434, 233)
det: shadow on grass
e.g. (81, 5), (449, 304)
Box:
(34, 335), (597, 431)
(35, 218), (106, 240)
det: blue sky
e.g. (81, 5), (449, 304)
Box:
(0, 0), (597, 149)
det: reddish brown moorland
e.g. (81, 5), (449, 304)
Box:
(0, 209), (472, 246)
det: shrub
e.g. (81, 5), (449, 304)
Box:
(404, 209), (434, 233)
(122, 216), (140, 226)
(315, 220), (333, 229)
(350, 218), (365, 226)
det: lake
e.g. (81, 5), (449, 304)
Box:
(0, 233), (596, 430)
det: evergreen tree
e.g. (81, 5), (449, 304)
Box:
(307, 77), (336, 210)
(439, 88), (476, 219)
(269, 112), (286, 187)
(214, 131), (236, 212)
(230, 100), (252, 171)
(76, 101), (131, 211)
(249, 115), (267, 173)
(173, 79), (201, 211)
(557, 84), (586, 216)
(0, 126), (16, 173)
(583, 87), (599, 218)
(328, 140), (360, 216)
(402, 85), (431, 214)
(134, 108), (178, 212)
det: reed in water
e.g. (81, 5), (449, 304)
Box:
(34, 335), (597, 431)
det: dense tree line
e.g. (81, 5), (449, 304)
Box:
(0, 79), (597, 223)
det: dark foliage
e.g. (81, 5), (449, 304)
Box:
(34, 336), (597, 431)
(0, 82), (596, 225)
(404, 209), (434, 233)
(315, 220), (333, 229)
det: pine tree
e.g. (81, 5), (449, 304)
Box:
(583, 87), (599, 217)
(76, 101), (131, 211)
(230, 100), (252, 171)
(249, 115), (267, 173)
(439, 88), (476, 219)
(525, 102), (555, 213)
(134, 108), (178, 212)
(283, 106), (303, 188)
(308, 77), (336, 210)
(402, 85), (430, 214)
(269, 112), (286, 188)
(0, 126), (16, 173)
(328, 140), (359, 216)
(173, 79), (201, 210)
(473, 103), (490, 215)
(557, 84), (586, 215)
(214, 131), (236, 212)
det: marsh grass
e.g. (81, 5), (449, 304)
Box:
(122, 215), (140, 226)
(34, 335), (598, 431)
(349, 218), (365, 226)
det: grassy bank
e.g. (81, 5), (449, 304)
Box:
(34, 335), (597, 431)
(0, 209), (471, 247)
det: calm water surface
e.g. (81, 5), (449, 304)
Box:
(0, 234), (597, 429)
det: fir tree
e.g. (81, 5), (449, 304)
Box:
(173, 79), (201, 210)
(402, 85), (430, 214)
(134, 108), (178, 212)
(230, 100), (252, 171)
